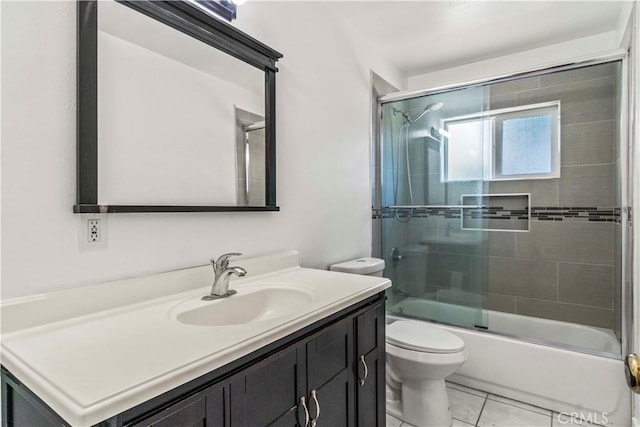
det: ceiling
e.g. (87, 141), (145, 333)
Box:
(326, 1), (626, 77)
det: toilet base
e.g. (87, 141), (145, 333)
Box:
(386, 379), (452, 427)
(386, 396), (403, 420)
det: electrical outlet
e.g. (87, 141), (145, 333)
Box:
(88, 219), (101, 242)
(79, 214), (108, 249)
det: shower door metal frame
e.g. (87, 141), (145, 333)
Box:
(371, 72), (399, 258)
(380, 49), (628, 104)
(620, 54), (635, 364)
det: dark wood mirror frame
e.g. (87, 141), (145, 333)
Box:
(75, 0), (283, 213)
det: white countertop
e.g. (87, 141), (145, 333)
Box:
(0, 251), (390, 426)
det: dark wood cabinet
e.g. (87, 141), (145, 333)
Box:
(304, 318), (354, 427)
(2, 293), (385, 427)
(229, 345), (304, 426)
(230, 317), (355, 427)
(355, 302), (386, 427)
(131, 393), (206, 427)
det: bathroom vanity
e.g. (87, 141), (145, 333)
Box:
(1, 251), (389, 426)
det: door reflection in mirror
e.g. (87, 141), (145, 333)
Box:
(235, 107), (265, 206)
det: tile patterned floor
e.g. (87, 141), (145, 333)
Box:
(386, 382), (604, 427)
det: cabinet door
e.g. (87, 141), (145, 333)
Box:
(306, 319), (351, 391)
(307, 369), (351, 427)
(355, 302), (385, 427)
(306, 318), (354, 427)
(230, 345), (306, 427)
(205, 385), (227, 427)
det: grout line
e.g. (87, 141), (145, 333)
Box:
(475, 395), (488, 426)
(447, 381), (488, 398)
(561, 118), (615, 127)
(486, 394), (552, 417)
(560, 162), (616, 168)
(555, 260), (615, 268)
(452, 417), (473, 426)
(556, 261), (560, 301)
(510, 295), (615, 311)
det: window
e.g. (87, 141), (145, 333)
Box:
(442, 102), (560, 182)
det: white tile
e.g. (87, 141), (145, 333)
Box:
(400, 423), (418, 427)
(448, 388), (486, 425)
(488, 394), (552, 416)
(551, 412), (604, 426)
(386, 413), (403, 427)
(447, 381), (489, 398)
(452, 418), (475, 426)
(478, 399), (552, 427)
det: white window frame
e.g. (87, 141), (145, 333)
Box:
(441, 101), (561, 182)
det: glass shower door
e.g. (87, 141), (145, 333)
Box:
(380, 85), (490, 329)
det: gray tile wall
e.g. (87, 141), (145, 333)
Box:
(486, 62), (616, 209)
(488, 63), (617, 329)
(389, 63), (620, 331)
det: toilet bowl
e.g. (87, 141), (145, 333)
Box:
(386, 320), (468, 427)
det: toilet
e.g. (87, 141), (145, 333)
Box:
(329, 257), (386, 277)
(386, 320), (467, 426)
(330, 257), (468, 427)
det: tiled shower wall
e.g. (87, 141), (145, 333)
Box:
(485, 62), (618, 331)
(379, 62), (621, 333)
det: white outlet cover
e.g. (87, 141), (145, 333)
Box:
(88, 219), (101, 242)
(78, 214), (108, 250)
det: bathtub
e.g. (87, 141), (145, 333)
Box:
(388, 297), (631, 426)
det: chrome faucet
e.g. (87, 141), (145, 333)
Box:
(203, 253), (247, 300)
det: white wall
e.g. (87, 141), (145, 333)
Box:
(0, 1), (405, 299)
(98, 31), (262, 205)
(407, 31), (620, 91)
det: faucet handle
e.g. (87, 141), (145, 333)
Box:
(212, 252), (243, 271)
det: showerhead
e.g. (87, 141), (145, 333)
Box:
(393, 101), (444, 124)
(411, 101), (444, 122)
(424, 101), (444, 112)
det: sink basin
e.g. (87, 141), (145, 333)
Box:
(175, 285), (315, 326)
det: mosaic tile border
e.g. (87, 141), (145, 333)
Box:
(531, 206), (620, 222)
(372, 206), (621, 222)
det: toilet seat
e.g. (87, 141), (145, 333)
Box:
(386, 321), (465, 354)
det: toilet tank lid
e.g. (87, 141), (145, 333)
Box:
(329, 257), (385, 275)
(387, 320), (465, 354)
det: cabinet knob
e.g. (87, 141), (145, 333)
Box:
(358, 355), (369, 386)
(298, 396), (310, 427)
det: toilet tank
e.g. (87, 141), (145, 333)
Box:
(329, 257), (385, 277)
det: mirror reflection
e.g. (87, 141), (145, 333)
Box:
(97, 0), (266, 206)
(234, 108), (266, 205)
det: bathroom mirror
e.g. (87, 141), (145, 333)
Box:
(75, 0), (282, 213)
